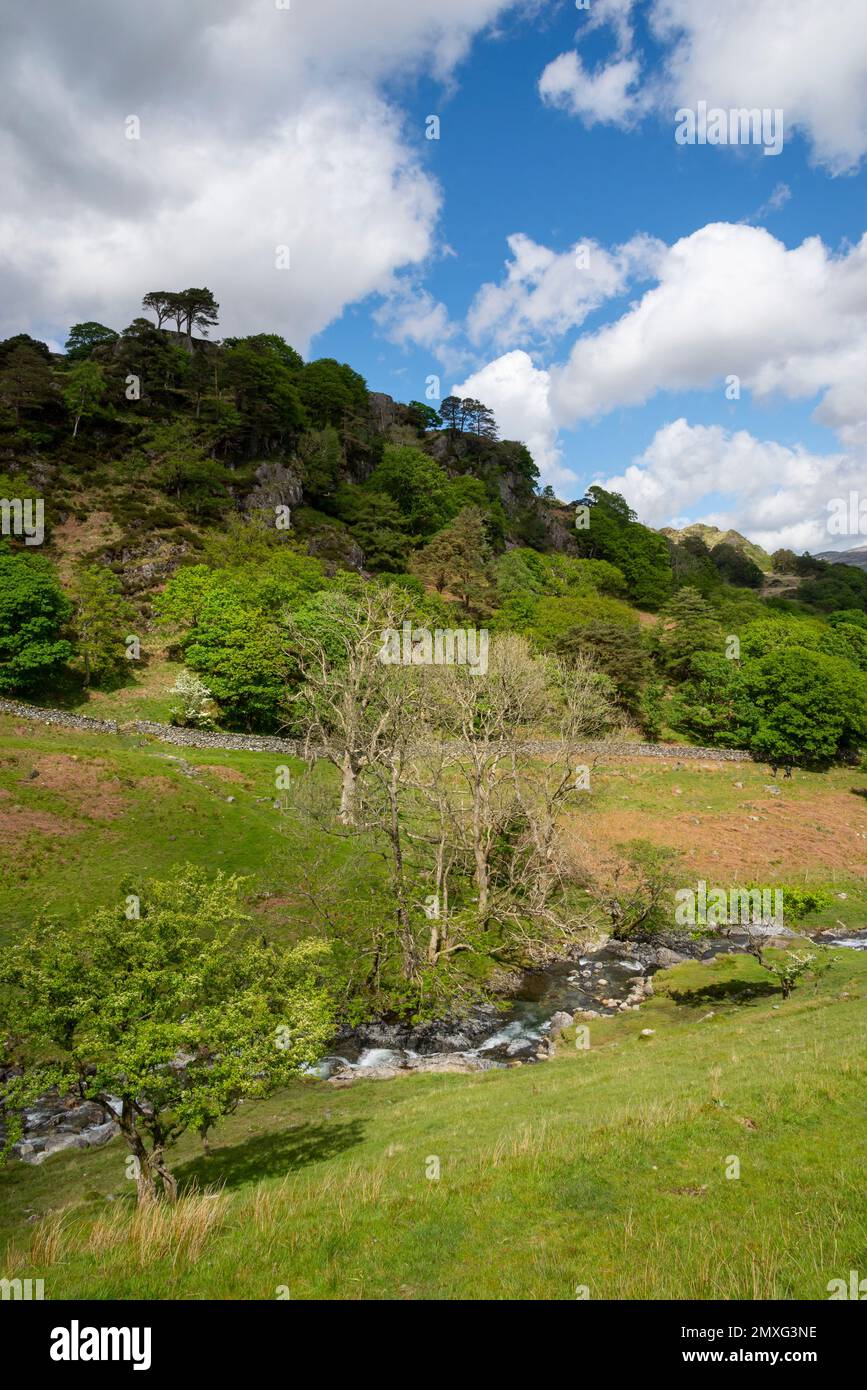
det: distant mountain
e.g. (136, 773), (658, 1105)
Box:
(814, 544), (867, 571)
(660, 523), (772, 573)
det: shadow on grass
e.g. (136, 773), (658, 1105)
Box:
(666, 978), (780, 1007)
(176, 1118), (366, 1193)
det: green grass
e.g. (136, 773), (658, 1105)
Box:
(1, 717), (866, 1298)
(2, 948), (866, 1300)
(0, 714), (359, 940)
(3, 715), (865, 938)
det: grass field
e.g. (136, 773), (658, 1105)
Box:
(2, 714), (866, 1300)
(2, 712), (865, 939)
(2, 946), (865, 1299)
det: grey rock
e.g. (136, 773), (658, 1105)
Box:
(547, 1011), (573, 1038)
(652, 947), (690, 967)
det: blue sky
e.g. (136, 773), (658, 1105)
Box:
(3, 0), (867, 553)
(311, 2), (867, 550)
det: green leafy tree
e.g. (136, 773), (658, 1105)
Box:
(0, 867), (334, 1202)
(61, 359), (106, 437)
(0, 548), (72, 693)
(176, 287), (220, 339)
(224, 339), (306, 453)
(155, 565), (307, 729)
(668, 651), (746, 745)
(829, 608), (867, 632)
(0, 344), (55, 424)
(738, 647), (867, 766)
(115, 318), (190, 399)
(70, 565), (137, 686)
(798, 562), (867, 613)
(297, 426), (342, 503)
(406, 400), (442, 433)
(335, 487), (409, 572)
(639, 679), (666, 741)
(147, 420), (229, 519)
(141, 291), (175, 329)
(527, 594), (638, 650)
(669, 534), (719, 595)
(583, 839), (678, 940)
(299, 358), (368, 431)
(64, 322), (118, 361)
(223, 333), (303, 372)
(771, 547), (798, 574)
(576, 488), (671, 609)
(368, 444), (453, 540)
(711, 542), (764, 588)
(438, 395), (497, 438)
(740, 615), (867, 671)
(556, 620), (651, 714)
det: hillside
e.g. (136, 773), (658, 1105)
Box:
(815, 543), (867, 571)
(661, 522), (773, 573)
(2, 714), (865, 943)
(3, 308), (866, 758)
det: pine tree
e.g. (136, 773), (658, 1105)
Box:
(655, 586), (722, 678)
(411, 506), (493, 612)
(71, 565), (136, 686)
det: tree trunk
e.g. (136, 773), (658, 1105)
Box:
(339, 753), (357, 825)
(384, 759), (416, 981)
(152, 1147), (178, 1202)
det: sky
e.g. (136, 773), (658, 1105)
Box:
(2, 0), (867, 554)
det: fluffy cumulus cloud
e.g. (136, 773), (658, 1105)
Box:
(372, 282), (470, 376)
(0, 0), (527, 348)
(599, 419), (857, 555)
(537, 51), (642, 127)
(451, 351), (570, 486)
(539, 0), (867, 173)
(466, 221), (867, 545)
(466, 231), (664, 348)
(549, 223), (867, 435)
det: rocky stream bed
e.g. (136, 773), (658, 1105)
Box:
(7, 929), (866, 1164)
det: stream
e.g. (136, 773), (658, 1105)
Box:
(11, 931), (867, 1160)
(311, 929), (867, 1081)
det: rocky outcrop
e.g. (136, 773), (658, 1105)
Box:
(99, 535), (193, 594)
(243, 461), (303, 515)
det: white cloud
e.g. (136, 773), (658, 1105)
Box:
(599, 418), (861, 554)
(373, 283), (470, 375)
(467, 231), (664, 348)
(0, 0), (530, 348)
(653, 0), (867, 174)
(539, 0), (867, 172)
(452, 350), (575, 488)
(549, 223), (867, 446)
(461, 220), (867, 546)
(538, 52), (642, 127)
